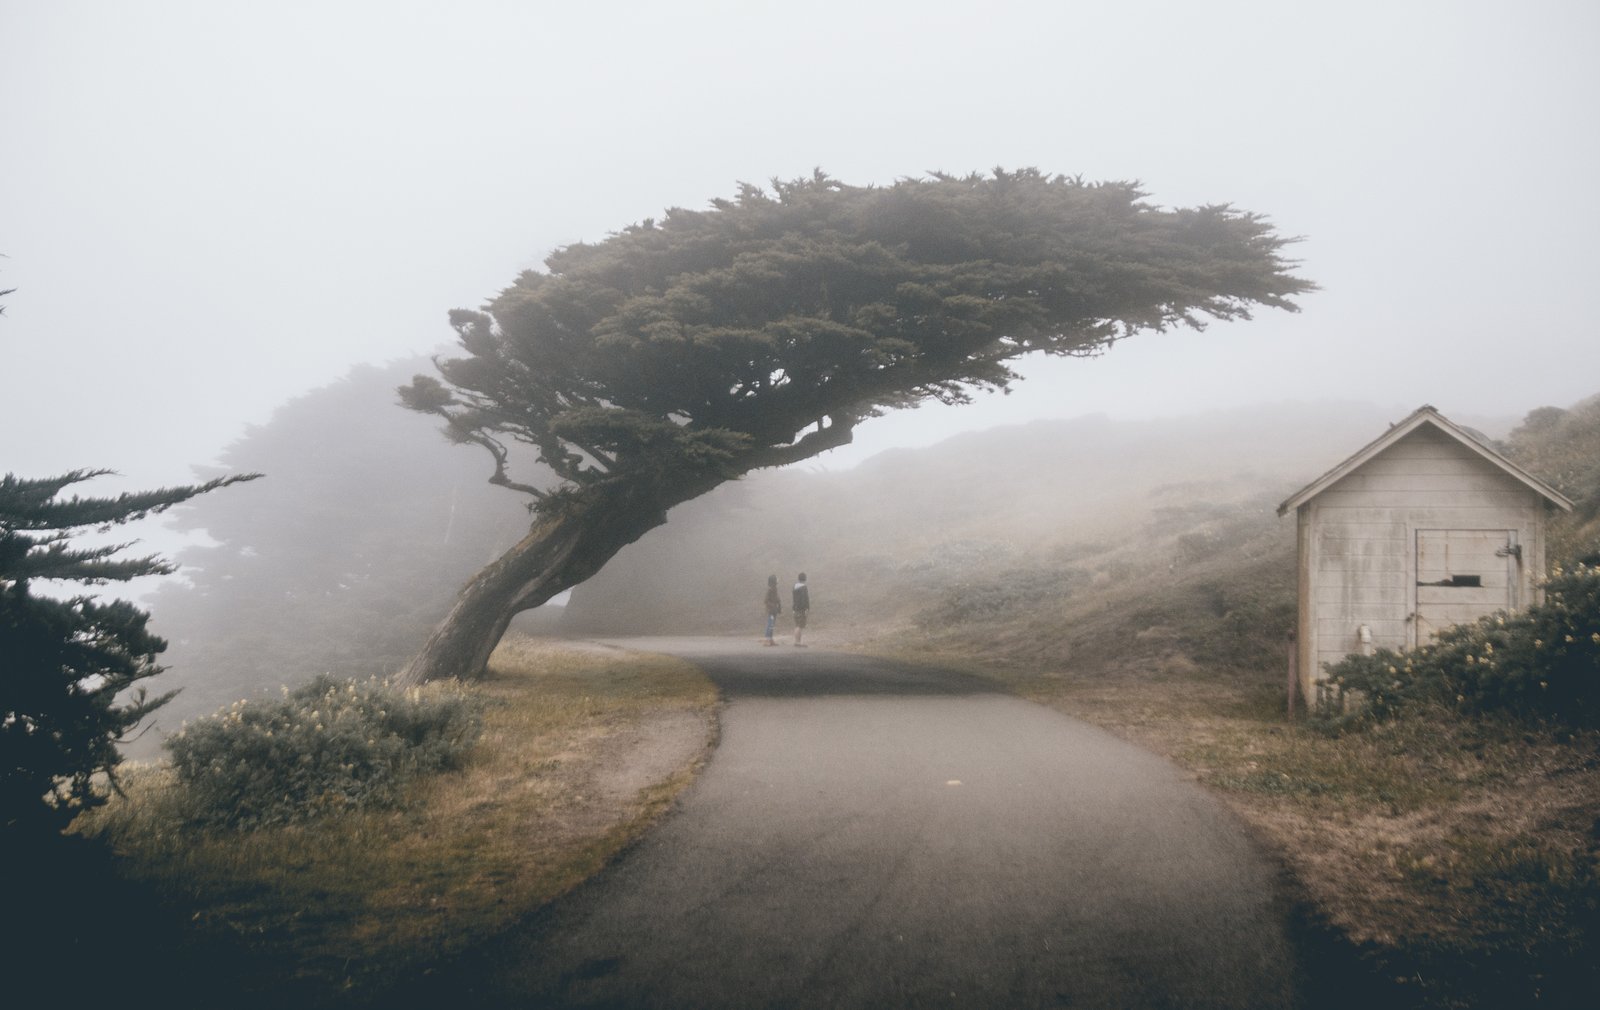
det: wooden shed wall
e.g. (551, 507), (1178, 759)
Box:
(1297, 425), (1546, 696)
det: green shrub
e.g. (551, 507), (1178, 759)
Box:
(1320, 561), (1600, 729)
(1, 469), (254, 840)
(1313, 648), (1442, 729)
(166, 675), (484, 829)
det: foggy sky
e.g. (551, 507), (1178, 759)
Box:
(3, 0), (1598, 495)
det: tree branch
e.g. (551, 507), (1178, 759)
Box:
(743, 417), (856, 470)
(456, 426), (547, 499)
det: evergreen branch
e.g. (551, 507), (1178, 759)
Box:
(0, 537), (175, 585)
(743, 416), (857, 470)
(0, 471), (261, 532)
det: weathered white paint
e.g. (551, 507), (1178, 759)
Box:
(1279, 407), (1572, 703)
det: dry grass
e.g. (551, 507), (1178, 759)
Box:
(1177, 716), (1600, 1007)
(860, 638), (1600, 1007)
(81, 636), (718, 1003)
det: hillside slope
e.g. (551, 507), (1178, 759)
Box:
(562, 395), (1596, 691)
(562, 401), (1453, 644)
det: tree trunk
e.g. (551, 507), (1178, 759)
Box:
(394, 480), (707, 685)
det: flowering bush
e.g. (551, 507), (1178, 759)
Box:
(1319, 562), (1600, 728)
(166, 675), (484, 829)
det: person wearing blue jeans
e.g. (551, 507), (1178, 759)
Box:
(762, 574), (781, 645)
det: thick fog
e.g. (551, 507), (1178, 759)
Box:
(3, 0), (1597, 489)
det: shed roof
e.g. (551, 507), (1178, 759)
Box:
(1277, 405), (1574, 516)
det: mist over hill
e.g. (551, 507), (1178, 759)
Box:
(559, 401), (1497, 639)
(134, 389), (1597, 759)
(559, 393), (1598, 703)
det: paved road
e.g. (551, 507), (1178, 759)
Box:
(408, 639), (1305, 1009)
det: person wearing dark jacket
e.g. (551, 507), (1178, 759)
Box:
(762, 574), (781, 646)
(791, 572), (810, 646)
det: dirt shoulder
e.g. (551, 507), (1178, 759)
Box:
(856, 640), (1600, 1010)
(76, 636), (720, 1007)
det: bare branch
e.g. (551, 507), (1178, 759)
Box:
(469, 429), (547, 499)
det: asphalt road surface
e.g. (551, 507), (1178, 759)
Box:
(409, 638), (1307, 1009)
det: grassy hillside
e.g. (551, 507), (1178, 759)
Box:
(563, 396), (1595, 686)
(560, 395), (1600, 1009)
(877, 398), (1600, 1010)
(48, 397), (1594, 1008)
(911, 398), (1600, 1009)
(1502, 392), (1600, 563)
(559, 401), (1411, 638)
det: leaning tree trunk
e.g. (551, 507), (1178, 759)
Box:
(394, 478), (711, 685)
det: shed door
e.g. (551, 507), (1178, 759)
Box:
(1414, 529), (1518, 644)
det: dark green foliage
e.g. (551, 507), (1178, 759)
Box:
(1, 469), (256, 837)
(1501, 395), (1600, 565)
(1321, 561), (1600, 729)
(1315, 649), (1437, 727)
(405, 171), (1311, 519)
(1503, 397), (1600, 519)
(166, 674), (484, 830)
(396, 170), (1310, 682)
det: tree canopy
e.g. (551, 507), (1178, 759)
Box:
(394, 170), (1311, 683)
(138, 360), (533, 740)
(402, 170), (1311, 515)
(1, 469), (256, 837)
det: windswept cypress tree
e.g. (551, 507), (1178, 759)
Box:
(0, 469), (257, 838)
(397, 170), (1313, 684)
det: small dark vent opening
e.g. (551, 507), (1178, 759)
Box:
(1418, 574), (1483, 588)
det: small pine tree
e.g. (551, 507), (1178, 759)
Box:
(0, 468), (257, 838)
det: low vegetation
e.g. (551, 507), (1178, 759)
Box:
(74, 639), (717, 1006)
(133, 357), (535, 747)
(1322, 561), (1600, 730)
(548, 397), (1600, 1006)
(36, 398), (1591, 1008)
(850, 400), (1600, 1008)
(975, 660), (1600, 1009)
(167, 675), (485, 829)
(0, 469), (254, 840)
(870, 577), (1598, 1008)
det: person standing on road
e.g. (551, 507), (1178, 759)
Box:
(791, 572), (810, 646)
(763, 574), (782, 646)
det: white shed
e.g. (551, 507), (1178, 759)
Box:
(1277, 405), (1572, 704)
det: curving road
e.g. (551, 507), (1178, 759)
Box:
(407, 638), (1307, 1009)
